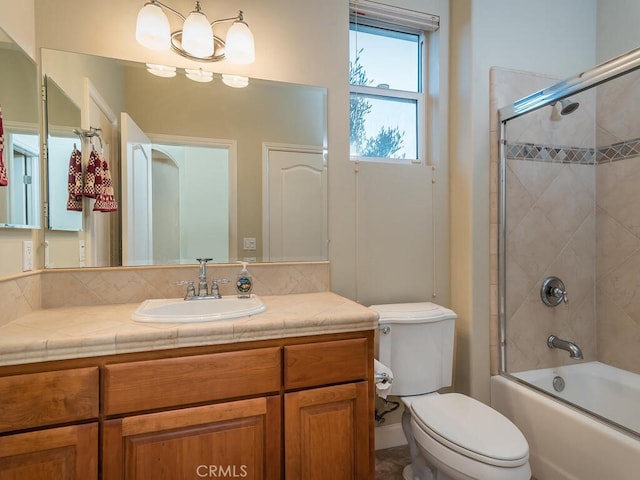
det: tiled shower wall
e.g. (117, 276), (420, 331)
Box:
(491, 66), (640, 375)
(594, 68), (640, 374)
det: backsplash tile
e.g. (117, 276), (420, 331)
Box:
(0, 273), (41, 327)
(0, 262), (330, 327)
(40, 262), (330, 309)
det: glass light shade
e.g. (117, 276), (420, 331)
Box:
(222, 74), (249, 88)
(182, 11), (214, 58)
(136, 3), (171, 51)
(146, 63), (177, 78)
(225, 21), (255, 64)
(185, 68), (214, 83)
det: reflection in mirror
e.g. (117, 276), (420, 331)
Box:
(43, 48), (328, 268)
(0, 27), (40, 229)
(46, 76), (82, 231)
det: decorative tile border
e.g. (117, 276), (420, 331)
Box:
(506, 137), (640, 165)
(506, 142), (595, 164)
(596, 138), (640, 164)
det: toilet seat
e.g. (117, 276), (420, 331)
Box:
(410, 393), (529, 468)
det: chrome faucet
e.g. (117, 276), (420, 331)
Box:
(176, 258), (230, 300)
(196, 257), (212, 296)
(547, 335), (583, 360)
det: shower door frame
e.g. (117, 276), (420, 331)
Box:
(497, 47), (640, 373)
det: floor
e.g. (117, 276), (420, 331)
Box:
(375, 446), (539, 480)
(375, 444), (411, 479)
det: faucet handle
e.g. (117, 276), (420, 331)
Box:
(175, 280), (196, 299)
(211, 278), (230, 289)
(210, 278), (230, 299)
(553, 287), (568, 304)
(196, 257), (213, 264)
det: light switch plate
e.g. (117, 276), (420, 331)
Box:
(22, 240), (33, 271)
(243, 237), (257, 250)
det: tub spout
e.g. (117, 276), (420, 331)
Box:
(547, 335), (583, 360)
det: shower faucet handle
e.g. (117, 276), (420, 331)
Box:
(552, 286), (568, 304)
(541, 276), (568, 306)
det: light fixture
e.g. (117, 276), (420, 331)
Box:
(185, 67), (214, 83)
(146, 63), (177, 77)
(144, 65), (249, 87)
(135, 1), (255, 64)
(222, 74), (249, 88)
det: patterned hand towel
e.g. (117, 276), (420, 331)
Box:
(83, 149), (99, 198)
(93, 151), (118, 212)
(66, 147), (83, 211)
(0, 106), (7, 187)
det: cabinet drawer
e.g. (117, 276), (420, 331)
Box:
(104, 347), (281, 415)
(284, 338), (368, 390)
(0, 422), (98, 480)
(0, 367), (99, 433)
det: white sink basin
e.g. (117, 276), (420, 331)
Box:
(132, 295), (267, 323)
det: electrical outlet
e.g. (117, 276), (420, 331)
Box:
(22, 241), (33, 271)
(243, 237), (257, 250)
(79, 240), (86, 262)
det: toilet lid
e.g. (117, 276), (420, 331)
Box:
(370, 302), (457, 324)
(410, 393), (529, 467)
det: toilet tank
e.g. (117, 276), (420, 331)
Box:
(371, 302), (457, 396)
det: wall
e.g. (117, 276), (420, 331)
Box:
(596, 0), (640, 63)
(20, 0), (452, 309)
(451, 0), (597, 400)
(0, 0), (35, 60)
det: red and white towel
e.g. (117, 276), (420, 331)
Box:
(83, 149), (99, 198)
(93, 151), (118, 212)
(0, 106), (7, 187)
(66, 147), (83, 211)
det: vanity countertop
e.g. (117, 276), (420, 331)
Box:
(0, 292), (378, 367)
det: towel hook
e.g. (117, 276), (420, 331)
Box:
(72, 127), (103, 154)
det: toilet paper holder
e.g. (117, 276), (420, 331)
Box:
(375, 371), (391, 384)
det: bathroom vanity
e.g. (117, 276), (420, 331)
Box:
(0, 292), (377, 479)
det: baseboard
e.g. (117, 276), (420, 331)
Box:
(375, 422), (407, 450)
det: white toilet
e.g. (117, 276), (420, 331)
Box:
(371, 302), (531, 480)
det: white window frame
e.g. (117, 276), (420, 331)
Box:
(349, 1), (438, 166)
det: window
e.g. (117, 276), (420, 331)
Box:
(350, 18), (425, 164)
(349, 0), (439, 164)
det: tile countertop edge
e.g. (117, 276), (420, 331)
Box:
(0, 292), (379, 367)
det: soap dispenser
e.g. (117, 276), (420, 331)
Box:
(236, 261), (253, 298)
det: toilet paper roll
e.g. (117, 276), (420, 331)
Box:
(374, 359), (394, 399)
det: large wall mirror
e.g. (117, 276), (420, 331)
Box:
(0, 28), (40, 229)
(42, 48), (328, 268)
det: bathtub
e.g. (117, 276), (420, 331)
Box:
(514, 361), (640, 433)
(491, 362), (640, 480)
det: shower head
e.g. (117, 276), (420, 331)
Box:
(552, 98), (580, 115)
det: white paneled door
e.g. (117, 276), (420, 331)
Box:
(263, 145), (326, 262)
(121, 112), (153, 265)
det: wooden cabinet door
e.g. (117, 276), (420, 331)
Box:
(103, 396), (281, 480)
(284, 382), (370, 480)
(0, 423), (98, 480)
